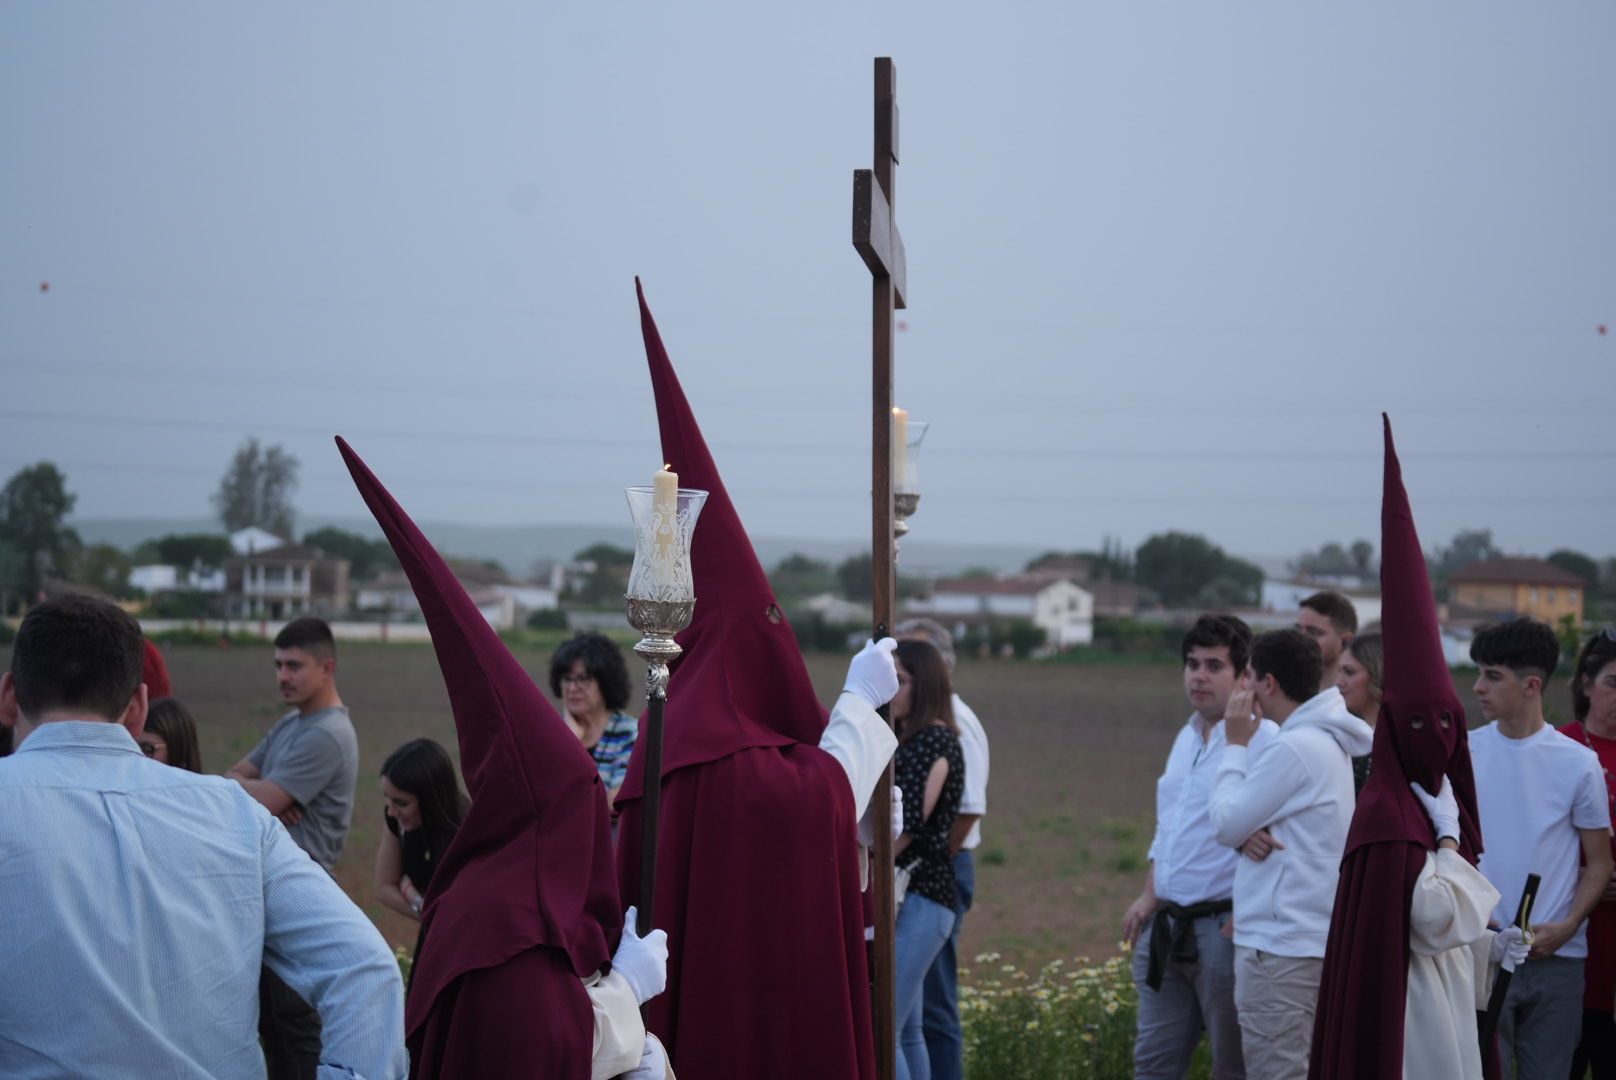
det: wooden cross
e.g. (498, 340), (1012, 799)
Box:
(850, 55), (906, 1080)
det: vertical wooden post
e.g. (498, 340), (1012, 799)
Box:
(852, 56), (907, 1080)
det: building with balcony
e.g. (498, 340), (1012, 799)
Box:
(225, 543), (351, 620)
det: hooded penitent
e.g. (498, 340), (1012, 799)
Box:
(1309, 415), (1489, 1080)
(337, 437), (621, 1079)
(613, 281), (875, 1079)
(141, 639), (172, 700)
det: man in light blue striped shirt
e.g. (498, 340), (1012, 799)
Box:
(0, 594), (408, 1080)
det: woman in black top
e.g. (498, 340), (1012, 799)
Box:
(373, 738), (468, 923)
(891, 639), (965, 1080)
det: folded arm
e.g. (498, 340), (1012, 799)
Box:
(1208, 742), (1304, 849)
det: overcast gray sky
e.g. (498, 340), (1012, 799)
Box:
(3, 3), (1612, 563)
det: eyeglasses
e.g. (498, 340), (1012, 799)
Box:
(559, 673), (596, 687)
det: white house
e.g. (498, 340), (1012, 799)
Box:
(231, 526), (287, 556)
(908, 576), (1095, 648)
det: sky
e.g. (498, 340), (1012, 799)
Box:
(3, 3), (1612, 565)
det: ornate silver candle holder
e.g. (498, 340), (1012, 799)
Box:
(622, 482), (708, 936)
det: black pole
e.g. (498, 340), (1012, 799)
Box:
(636, 686), (667, 938)
(1478, 872), (1540, 1055)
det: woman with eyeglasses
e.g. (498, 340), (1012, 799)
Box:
(140, 697), (204, 773)
(1562, 628), (1616, 1078)
(548, 632), (638, 807)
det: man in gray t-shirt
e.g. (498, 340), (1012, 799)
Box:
(227, 618), (358, 869)
(226, 617), (359, 1079)
(245, 704), (358, 871)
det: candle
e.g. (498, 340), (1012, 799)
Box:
(652, 464), (679, 591)
(892, 407), (908, 491)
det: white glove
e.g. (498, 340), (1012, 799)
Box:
(621, 1033), (668, 1080)
(1490, 925), (1530, 973)
(892, 784), (905, 842)
(1410, 777), (1460, 844)
(843, 638), (899, 710)
(612, 907), (668, 1005)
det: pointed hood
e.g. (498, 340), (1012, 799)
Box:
(1349, 414), (1483, 860)
(617, 282), (829, 801)
(1310, 415), (1493, 1080)
(335, 438), (619, 1038)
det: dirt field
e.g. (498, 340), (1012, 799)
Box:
(4, 641), (1494, 970)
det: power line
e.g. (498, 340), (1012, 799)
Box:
(2, 408), (1610, 463)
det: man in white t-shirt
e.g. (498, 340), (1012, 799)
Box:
(897, 618), (987, 1080)
(1209, 628), (1372, 1080)
(1468, 617), (1613, 1080)
(1123, 614), (1274, 1080)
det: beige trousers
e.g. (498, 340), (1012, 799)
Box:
(1233, 946), (1323, 1080)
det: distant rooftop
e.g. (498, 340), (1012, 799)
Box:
(1449, 558), (1588, 587)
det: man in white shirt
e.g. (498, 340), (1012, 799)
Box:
(897, 617), (988, 1080)
(1123, 614), (1271, 1080)
(1209, 628), (1372, 1080)
(1468, 617), (1613, 1080)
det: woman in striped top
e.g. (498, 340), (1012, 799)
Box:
(549, 632), (639, 806)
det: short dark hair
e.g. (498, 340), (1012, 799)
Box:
(894, 638), (956, 742)
(1181, 614), (1253, 672)
(1469, 618), (1560, 682)
(1569, 629), (1616, 722)
(548, 632), (631, 712)
(1251, 628), (1324, 705)
(9, 594), (145, 721)
(274, 617), (335, 659)
(1300, 591), (1358, 635)
(144, 697), (204, 773)
(0, 722), (11, 757)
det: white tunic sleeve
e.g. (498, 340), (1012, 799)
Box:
(819, 692), (899, 818)
(584, 969), (645, 1080)
(1408, 848), (1501, 956)
(1401, 849), (1504, 1080)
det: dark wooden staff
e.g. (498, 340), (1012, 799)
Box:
(1478, 872), (1540, 1054)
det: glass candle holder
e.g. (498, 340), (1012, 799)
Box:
(895, 419), (929, 495)
(625, 485), (709, 603)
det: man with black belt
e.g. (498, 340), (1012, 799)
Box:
(1123, 614), (1274, 1079)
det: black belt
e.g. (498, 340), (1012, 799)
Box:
(1145, 898), (1233, 991)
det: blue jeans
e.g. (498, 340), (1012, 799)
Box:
(922, 850), (975, 1080)
(895, 893), (955, 1080)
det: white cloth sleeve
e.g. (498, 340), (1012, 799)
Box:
(821, 692), (899, 819)
(1207, 742), (1306, 849)
(1408, 848), (1502, 957)
(585, 969), (646, 1080)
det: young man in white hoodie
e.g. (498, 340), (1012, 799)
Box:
(1208, 628), (1373, 1080)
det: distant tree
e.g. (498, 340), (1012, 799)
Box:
(1296, 542), (1355, 578)
(770, 553), (836, 600)
(569, 543), (635, 606)
(1545, 549), (1598, 587)
(151, 533), (236, 573)
(71, 543), (136, 599)
(526, 608), (568, 630)
(1135, 531), (1258, 609)
(1350, 539), (1375, 577)
(302, 527), (399, 582)
(1428, 528), (1502, 592)
(836, 553), (872, 602)
(0, 462), (80, 610)
(213, 438), (298, 536)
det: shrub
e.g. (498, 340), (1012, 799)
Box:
(961, 948), (1210, 1080)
